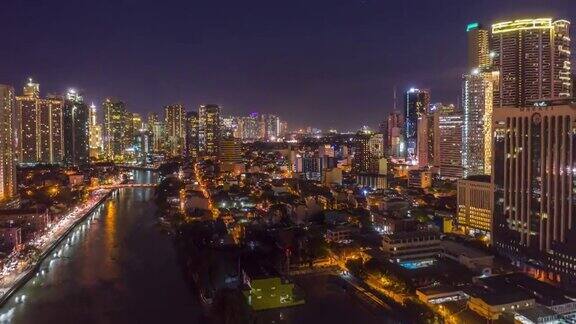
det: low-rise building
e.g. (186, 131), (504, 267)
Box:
(0, 209), (51, 242)
(241, 261), (304, 311)
(441, 240), (493, 275)
(322, 167), (342, 186)
(381, 230), (442, 261)
(0, 227), (22, 253)
(456, 175), (492, 239)
(326, 225), (358, 243)
(408, 170), (432, 189)
(467, 290), (535, 320)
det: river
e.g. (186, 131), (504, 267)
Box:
(0, 170), (201, 323)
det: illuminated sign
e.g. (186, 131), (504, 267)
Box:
(466, 22), (479, 32)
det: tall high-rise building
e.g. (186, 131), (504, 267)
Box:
(147, 112), (164, 152)
(40, 96), (64, 164)
(457, 175), (493, 238)
(16, 79), (64, 164)
(103, 98), (127, 160)
(17, 82), (39, 164)
(63, 90), (89, 166)
(164, 104), (185, 156)
(238, 113), (260, 141)
(462, 21), (500, 178)
(466, 22), (490, 70)
(404, 88), (430, 163)
(493, 104), (576, 286)
(353, 133), (385, 174)
(491, 18), (571, 107)
(279, 121), (288, 138)
(384, 112), (403, 157)
(198, 104), (221, 156)
(417, 113), (434, 168)
(125, 112), (142, 150)
(221, 116), (237, 138)
(134, 130), (152, 166)
(219, 137), (242, 164)
(265, 114), (280, 141)
(89, 103), (103, 159)
(462, 70), (500, 177)
(0, 85), (17, 201)
(185, 111), (199, 158)
(433, 107), (463, 179)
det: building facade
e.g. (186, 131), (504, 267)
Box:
(493, 104), (576, 286)
(185, 111), (199, 158)
(164, 104), (185, 156)
(16, 80), (64, 165)
(199, 104), (221, 156)
(457, 176), (493, 238)
(88, 103), (103, 159)
(63, 90), (89, 166)
(462, 70), (499, 177)
(103, 98), (128, 160)
(405, 88), (430, 164)
(435, 112), (464, 179)
(491, 18), (572, 108)
(0, 85), (17, 201)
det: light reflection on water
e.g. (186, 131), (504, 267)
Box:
(0, 171), (200, 323)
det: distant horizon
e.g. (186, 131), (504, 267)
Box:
(1, 0), (574, 130)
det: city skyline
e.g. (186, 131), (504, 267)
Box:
(2, 3), (576, 323)
(1, 0), (576, 130)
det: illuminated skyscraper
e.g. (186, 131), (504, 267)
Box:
(353, 133), (385, 174)
(0, 85), (17, 201)
(134, 130), (152, 166)
(198, 104), (221, 156)
(417, 113), (434, 168)
(462, 70), (499, 178)
(432, 105), (463, 179)
(164, 104), (185, 156)
(126, 112), (143, 149)
(462, 22), (500, 178)
(16, 81), (39, 164)
(219, 138), (242, 164)
(279, 121), (288, 138)
(185, 111), (199, 158)
(147, 112), (164, 152)
(103, 98), (127, 160)
(16, 79), (64, 164)
(383, 111), (403, 157)
(491, 18), (571, 107)
(63, 89), (89, 166)
(466, 22), (490, 70)
(238, 113), (260, 141)
(221, 116), (237, 138)
(404, 88), (430, 163)
(264, 114), (280, 140)
(89, 103), (103, 159)
(493, 104), (576, 286)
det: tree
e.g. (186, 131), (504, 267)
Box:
(346, 259), (367, 280)
(154, 176), (183, 208)
(157, 161), (180, 177)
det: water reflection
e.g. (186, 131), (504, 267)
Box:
(0, 171), (200, 323)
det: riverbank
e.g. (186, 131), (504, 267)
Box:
(0, 189), (115, 307)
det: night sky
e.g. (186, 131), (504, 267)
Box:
(1, 0), (575, 130)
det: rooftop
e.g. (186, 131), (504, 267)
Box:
(477, 273), (574, 306)
(514, 305), (558, 323)
(463, 175), (491, 183)
(441, 240), (493, 259)
(384, 230), (441, 241)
